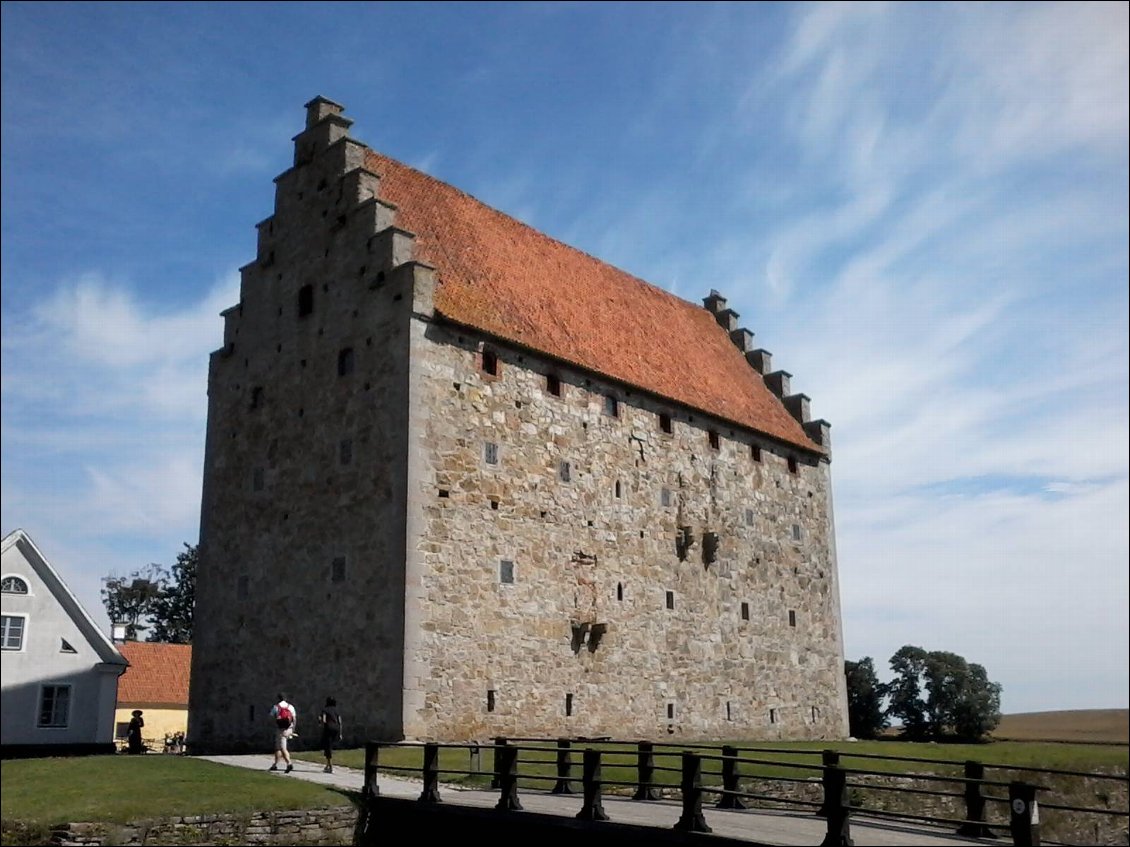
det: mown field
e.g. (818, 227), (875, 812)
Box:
(992, 709), (1129, 745)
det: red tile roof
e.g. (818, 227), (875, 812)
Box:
(364, 150), (819, 453)
(116, 642), (191, 707)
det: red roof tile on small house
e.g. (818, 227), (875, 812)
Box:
(116, 642), (191, 707)
(363, 150), (819, 452)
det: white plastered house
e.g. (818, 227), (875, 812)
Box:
(1, 529), (127, 755)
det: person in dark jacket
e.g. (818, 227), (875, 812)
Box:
(318, 697), (343, 773)
(127, 710), (145, 754)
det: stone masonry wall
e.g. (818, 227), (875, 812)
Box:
(190, 100), (420, 750)
(403, 318), (849, 740)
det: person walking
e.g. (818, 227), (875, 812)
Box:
(269, 693), (297, 773)
(318, 696), (343, 773)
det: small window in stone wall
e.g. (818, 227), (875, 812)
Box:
(546, 373), (561, 396)
(745, 508), (754, 526)
(659, 413), (673, 434)
(332, 557), (346, 583)
(559, 461), (571, 482)
(603, 395), (619, 417)
(566, 693), (574, 717)
(298, 284), (314, 317)
(792, 524), (802, 541)
(617, 582), (624, 601)
(751, 444), (762, 462)
(499, 560), (515, 584)
(237, 575), (249, 600)
(481, 349), (499, 376)
(667, 702), (676, 720)
(665, 590), (675, 610)
(726, 701), (733, 721)
(253, 468), (264, 492)
(661, 487), (672, 507)
(741, 602), (750, 621)
(487, 690), (496, 713)
(484, 442), (499, 465)
(340, 439), (353, 466)
(614, 480), (621, 498)
(788, 610), (797, 627)
(770, 708), (778, 725)
(709, 430), (720, 450)
(788, 457), (799, 474)
(811, 705), (820, 723)
(338, 347), (355, 376)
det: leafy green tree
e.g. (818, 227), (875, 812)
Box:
(844, 657), (888, 739)
(887, 645), (931, 739)
(950, 662), (1002, 740)
(101, 563), (165, 640)
(147, 543), (197, 644)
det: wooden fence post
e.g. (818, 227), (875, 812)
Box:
(716, 745), (748, 809)
(632, 740), (661, 801)
(1009, 782), (1041, 847)
(576, 748), (610, 821)
(674, 751), (712, 833)
(816, 749), (840, 816)
(819, 764), (852, 847)
(418, 742), (442, 803)
(362, 742), (380, 798)
(495, 742), (524, 811)
(551, 738), (575, 794)
(490, 736), (507, 789)
(957, 760), (994, 838)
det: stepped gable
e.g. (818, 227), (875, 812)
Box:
(362, 149), (819, 453)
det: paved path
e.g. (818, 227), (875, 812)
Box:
(198, 754), (1007, 846)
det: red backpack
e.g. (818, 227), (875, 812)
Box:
(275, 704), (293, 729)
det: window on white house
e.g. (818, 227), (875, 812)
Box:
(38, 685), (71, 728)
(1, 615), (25, 650)
(2, 575), (29, 594)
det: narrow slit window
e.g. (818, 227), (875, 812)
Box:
(484, 442), (499, 465)
(770, 708), (778, 725)
(546, 374), (561, 396)
(726, 701), (733, 721)
(709, 430), (720, 450)
(792, 524), (802, 541)
(745, 508), (754, 526)
(566, 693), (574, 716)
(667, 702), (675, 720)
(559, 461), (571, 482)
(614, 480), (622, 498)
(298, 284), (314, 316)
(481, 349), (498, 376)
(665, 590), (675, 610)
(487, 690), (496, 713)
(603, 395), (619, 417)
(788, 457), (799, 474)
(617, 582), (624, 601)
(751, 444), (762, 462)
(741, 602), (750, 621)
(659, 413), (673, 434)
(788, 610), (797, 627)
(661, 487), (672, 507)
(812, 706), (820, 723)
(499, 560), (515, 584)
(337, 347), (355, 376)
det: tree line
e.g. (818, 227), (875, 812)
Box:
(846, 646), (1003, 741)
(100, 543), (196, 643)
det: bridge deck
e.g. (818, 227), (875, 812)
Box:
(200, 754), (1009, 846)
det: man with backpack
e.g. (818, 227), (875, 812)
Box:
(269, 693), (297, 773)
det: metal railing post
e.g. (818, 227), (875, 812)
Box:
(418, 742), (442, 803)
(819, 764), (852, 847)
(490, 736), (507, 789)
(551, 737), (575, 794)
(957, 760), (994, 838)
(816, 749), (840, 816)
(495, 742), (524, 811)
(469, 743), (481, 777)
(576, 748), (610, 821)
(1009, 782), (1041, 847)
(716, 744), (748, 810)
(632, 740), (661, 801)
(674, 751), (713, 833)
(362, 742), (380, 798)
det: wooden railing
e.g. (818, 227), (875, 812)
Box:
(360, 737), (1129, 846)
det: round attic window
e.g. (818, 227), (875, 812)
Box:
(1, 575), (29, 594)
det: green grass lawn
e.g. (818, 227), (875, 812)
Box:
(1, 755), (352, 830)
(294, 737), (1129, 791)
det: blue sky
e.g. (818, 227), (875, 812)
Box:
(2, 2), (1126, 714)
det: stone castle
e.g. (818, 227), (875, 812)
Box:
(188, 96), (849, 749)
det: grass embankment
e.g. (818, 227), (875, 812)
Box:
(1, 755), (351, 845)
